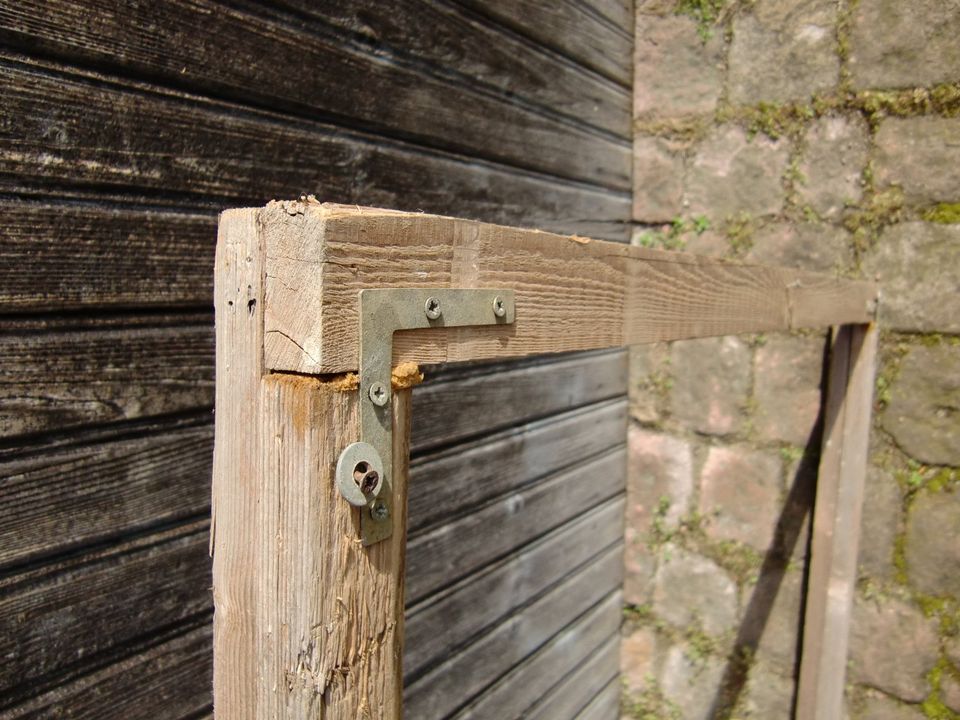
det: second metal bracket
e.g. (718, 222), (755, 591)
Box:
(336, 288), (516, 545)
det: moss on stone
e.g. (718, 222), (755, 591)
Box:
(922, 203), (960, 224)
(683, 619), (721, 664)
(700, 539), (764, 586)
(623, 679), (683, 720)
(634, 115), (710, 143)
(915, 594), (960, 639)
(624, 602), (656, 625)
(857, 83), (960, 124)
(675, 0), (727, 40)
(892, 531), (910, 586)
(921, 658), (960, 720)
(842, 186), (904, 252)
(722, 212), (755, 256)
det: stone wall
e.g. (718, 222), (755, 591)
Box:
(623, 1), (960, 718)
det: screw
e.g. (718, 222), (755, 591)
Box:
(352, 462), (380, 495)
(368, 381), (389, 407)
(493, 296), (506, 318)
(424, 296), (442, 320)
(370, 501), (389, 522)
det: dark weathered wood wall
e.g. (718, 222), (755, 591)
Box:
(0, 1), (632, 716)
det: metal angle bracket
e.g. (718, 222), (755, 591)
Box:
(335, 288), (516, 546)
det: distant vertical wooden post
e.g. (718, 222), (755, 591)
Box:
(212, 209), (410, 719)
(797, 323), (879, 720)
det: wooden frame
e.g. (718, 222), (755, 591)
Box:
(212, 198), (879, 719)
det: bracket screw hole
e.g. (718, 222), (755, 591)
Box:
(368, 381), (389, 407)
(493, 296), (506, 317)
(424, 296), (442, 320)
(371, 501), (389, 522)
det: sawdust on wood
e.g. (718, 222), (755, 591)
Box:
(391, 362), (423, 389)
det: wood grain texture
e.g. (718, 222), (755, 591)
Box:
(409, 398), (626, 532)
(797, 323), (878, 720)
(0, 54), (628, 236)
(406, 447), (625, 604)
(405, 498), (625, 682)
(257, 200), (879, 374)
(573, 677), (621, 720)
(459, 0), (633, 86)
(0, 0), (630, 187)
(0, 322), (212, 438)
(0, 201), (217, 310)
(5, 623), (212, 720)
(255, 376), (411, 719)
(0, 415), (211, 570)
(0, 520), (210, 702)
(249, 0), (630, 136)
(525, 633), (621, 720)
(404, 543), (623, 719)
(411, 350), (627, 453)
(452, 593), (622, 719)
(215, 211), (415, 720)
(211, 208), (263, 718)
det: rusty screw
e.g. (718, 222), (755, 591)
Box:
(353, 462), (380, 495)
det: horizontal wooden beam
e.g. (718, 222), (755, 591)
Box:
(248, 199), (879, 374)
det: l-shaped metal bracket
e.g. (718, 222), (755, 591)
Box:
(335, 288), (516, 545)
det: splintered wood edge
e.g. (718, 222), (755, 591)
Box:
(220, 198), (880, 375)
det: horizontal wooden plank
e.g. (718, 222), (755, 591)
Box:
(411, 350), (627, 452)
(0, 417), (212, 570)
(0, 194), (626, 315)
(459, 0), (633, 86)
(404, 543), (623, 719)
(257, 201), (879, 374)
(452, 592), (622, 719)
(255, 0), (630, 136)
(0, 1), (630, 186)
(526, 633), (622, 720)
(0, 201), (217, 310)
(406, 446), (625, 604)
(574, 677), (621, 720)
(582, 0), (634, 29)
(405, 497), (625, 681)
(0, 322), (213, 439)
(5, 623), (212, 719)
(410, 398), (625, 532)
(0, 52), (629, 208)
(0, 351), (619, 570)
(0, 520), (211, 700)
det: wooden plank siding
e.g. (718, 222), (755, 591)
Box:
(0, 1), (633, 716)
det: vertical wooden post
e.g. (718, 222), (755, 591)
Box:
(212, 208), (263, 716)
(256, 376), (410, 718)
(797, 323), (879, 720)
(213, 209), (411, 719)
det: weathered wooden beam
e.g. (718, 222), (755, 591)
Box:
(255, 376), (410, 719)
(213, 200), (880, 719)
(253, 199), (878, 375)
(213, 208), (413, 718)
(796, 323), (879, 720)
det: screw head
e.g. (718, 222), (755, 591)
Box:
(353, 462), (380, 495)
(424, 296), (442, 320)
(368, 381), (389, 407)
(370, 501), (389, 522)
(493, 296), (506, 317)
